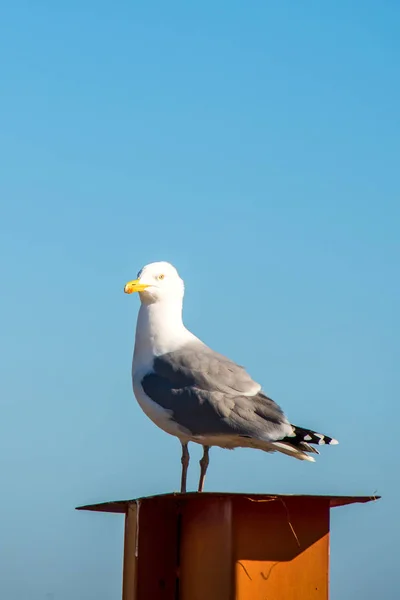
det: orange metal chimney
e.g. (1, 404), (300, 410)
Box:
(77, 492), (378, 600)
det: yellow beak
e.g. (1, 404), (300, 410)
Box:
(124, 279), (149, 294)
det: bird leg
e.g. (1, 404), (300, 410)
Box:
(180, 442), (190, 493)
(198, 445), (210, 492)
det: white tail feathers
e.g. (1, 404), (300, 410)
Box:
(271, 441), (316, 462)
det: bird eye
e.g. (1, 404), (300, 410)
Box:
(158, 274), (165, 280)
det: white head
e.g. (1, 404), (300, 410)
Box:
(124, 261), (185, 305)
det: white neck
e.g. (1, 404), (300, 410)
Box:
(133, 298), (195, 371)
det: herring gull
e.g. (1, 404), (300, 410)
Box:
(124, 261), (338, 493)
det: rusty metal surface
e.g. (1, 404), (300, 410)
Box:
(76, 493), (380, 600)
(135, 495), (179, 600)
(233, 495), (330, 599)
(76, 491), (380, 513)
(122, 504), (137, 600)
(180, 496), (233, 600)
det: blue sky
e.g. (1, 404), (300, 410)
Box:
(1, 1), (399, 598)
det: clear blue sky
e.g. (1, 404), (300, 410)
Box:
(0, 1), (399, 598)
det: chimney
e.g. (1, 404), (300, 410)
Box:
(77, 492), (378, 600)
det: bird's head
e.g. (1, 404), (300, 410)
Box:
(124, 261), (185, 305)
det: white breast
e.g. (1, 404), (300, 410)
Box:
(132, 374), (192, 442)
(131, 294), (200, 443)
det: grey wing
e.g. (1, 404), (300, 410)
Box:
(141, 342), (292, 441)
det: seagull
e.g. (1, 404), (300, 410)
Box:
(124, 261), (338, 493)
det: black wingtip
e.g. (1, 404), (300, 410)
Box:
(287, 425), (339, 448)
